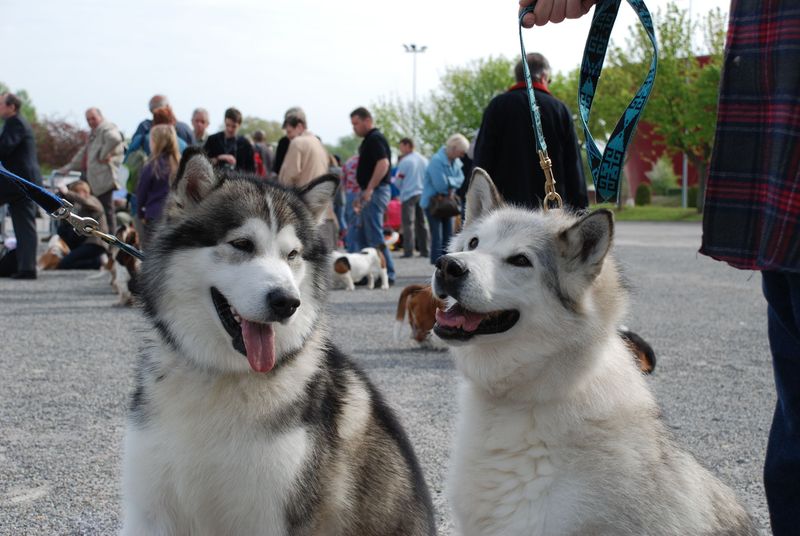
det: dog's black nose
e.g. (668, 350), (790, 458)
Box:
(435, 255), (468, 280)
(268, 290), (301, 320)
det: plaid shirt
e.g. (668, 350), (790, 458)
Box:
(700, 0), (800, 273)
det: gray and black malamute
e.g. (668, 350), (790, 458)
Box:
(121, 148), (436, 535)
(432, 169), (757, 536)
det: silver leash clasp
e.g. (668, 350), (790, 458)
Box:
(51, 200), (101, 236)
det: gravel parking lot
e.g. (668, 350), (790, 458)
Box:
(0, 221), (774, 535)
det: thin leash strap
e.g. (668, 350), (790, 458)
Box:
(578, 0), (658, 204)
(0, 162), (145, 260)
(519, 3), (562, 211)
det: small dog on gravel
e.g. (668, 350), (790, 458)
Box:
(394, 283), (445, 346)
(332, 247), (389, 290)
(432, 168), (757, 536)
(110, 224), (141, 307)
(37, 235), (70, 270)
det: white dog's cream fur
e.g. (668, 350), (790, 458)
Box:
(433, 169), (756, 536)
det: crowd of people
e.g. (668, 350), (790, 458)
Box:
(1, 50), (589, 284)
(0, 0), (796, 533)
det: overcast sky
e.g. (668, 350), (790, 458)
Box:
(2, 0), (728, 146)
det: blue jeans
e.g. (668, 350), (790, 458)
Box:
(357, 184), (395, 280)
(58, 243), (106, 270)
(344, 191), (362, 253)
(425, 207), (452, 265)
(762, 271), (800, 536)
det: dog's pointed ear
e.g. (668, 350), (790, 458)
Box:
(557, 209), (614, 279)
(465, 168), (504, 223)
(298, 174), (338, 223)
(171, 148), (220, 212)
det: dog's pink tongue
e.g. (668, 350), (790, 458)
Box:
(241, 319), (275, 373)
(435, 305), (486, 332)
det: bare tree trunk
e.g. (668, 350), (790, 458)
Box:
(689, 155), (708, 214)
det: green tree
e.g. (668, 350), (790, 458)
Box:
(325, 134), (361, 161)
(236, 116), (283, 143)
(635, 4), (726, 212)
(372, 56), (515, 155)
(371, 97), (416, 152)
(0, 81), (38, 125)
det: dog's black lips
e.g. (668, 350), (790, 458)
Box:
(434, 305), (520, 341)
(210, 287), (246, 355)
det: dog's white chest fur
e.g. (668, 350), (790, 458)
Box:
(449, 384), (563, 536)
(122, 364), (310, 536)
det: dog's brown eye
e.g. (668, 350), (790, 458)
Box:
(507, 254), (532, 267)
(287, 249), (299, 261)
(468, 237), (479, 250)
(230, 238), (255, 253)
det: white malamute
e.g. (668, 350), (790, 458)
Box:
(432, 169), (757, 536)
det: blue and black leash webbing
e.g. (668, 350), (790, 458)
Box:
(0, 162), (145, 260)
(519, 0), (658, 206)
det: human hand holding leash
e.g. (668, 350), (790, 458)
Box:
(519, 0), (596, 27)
(360, 187), (373, 204)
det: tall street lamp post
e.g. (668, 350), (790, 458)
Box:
(403, 43), (427, 140)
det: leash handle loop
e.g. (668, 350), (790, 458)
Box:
(578, 0), (658, 204)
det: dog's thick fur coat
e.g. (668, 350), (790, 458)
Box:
(432, 169), (757, 536)
(121, 148), (435, 535)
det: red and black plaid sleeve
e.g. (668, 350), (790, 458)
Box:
(700, 0), (800, 273)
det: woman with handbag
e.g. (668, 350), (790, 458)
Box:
(421, 133), (469, 264)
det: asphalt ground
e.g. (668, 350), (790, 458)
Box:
(0, 221), (774, 535)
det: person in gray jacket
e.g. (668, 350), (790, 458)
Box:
(59, 108), (125, 233)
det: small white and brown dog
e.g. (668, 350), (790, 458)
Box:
(393, 283), (445, 346)
(332, 247), (389, 290)
(37, 235), (70, 270)
(111, 224), (141, 306)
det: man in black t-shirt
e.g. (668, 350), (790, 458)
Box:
(350, 107), (395, 284)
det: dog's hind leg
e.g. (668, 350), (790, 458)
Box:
(379, 268), (389, 290)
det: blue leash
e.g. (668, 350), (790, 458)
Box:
(518, 5), (562, 210)
(519, 0), (658, 206)
(0, 162), (145, 260)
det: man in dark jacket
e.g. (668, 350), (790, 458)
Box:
(204, 107), (255, 173)
(0, 92), (42, 279)
(473, 52), (588, 210)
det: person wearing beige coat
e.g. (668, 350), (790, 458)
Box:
(59, 108), (125, 233)
(278, 108), (338, 249)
